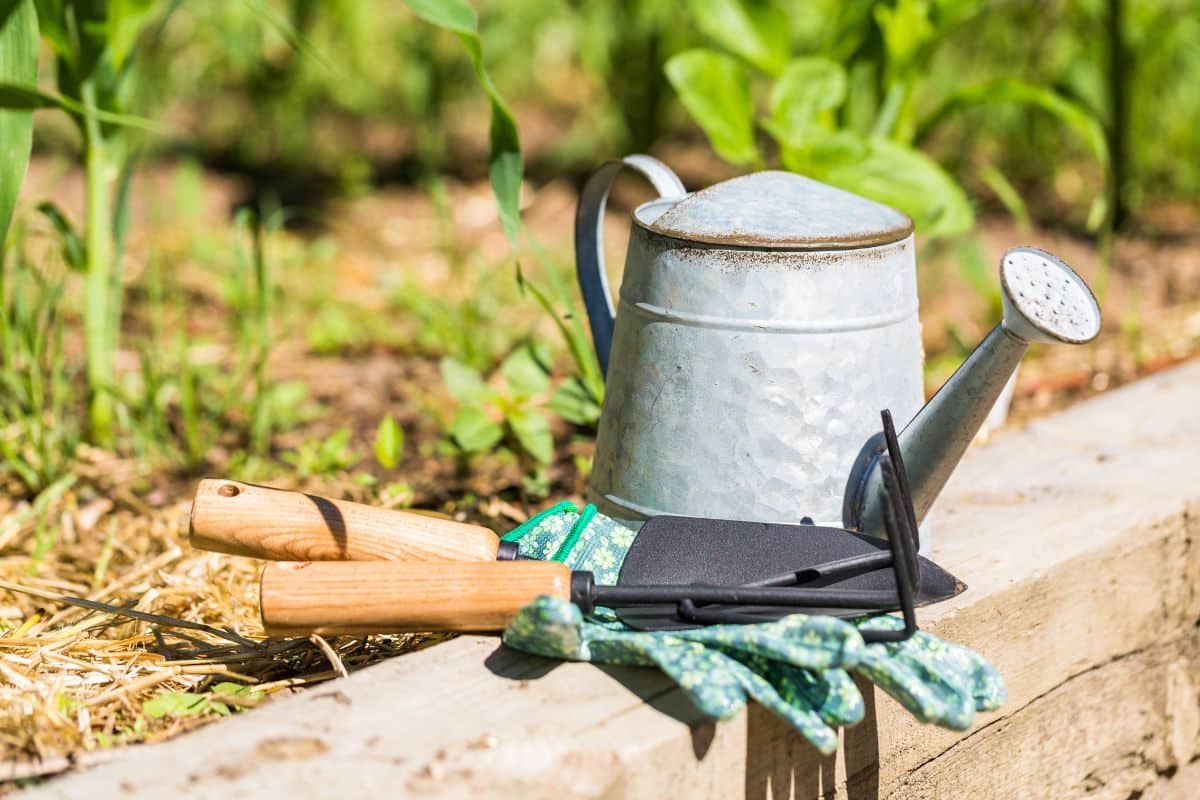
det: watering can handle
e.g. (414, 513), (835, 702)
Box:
(575, 155), (686, 376)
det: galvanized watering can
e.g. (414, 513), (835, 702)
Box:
(575, 156), (1102, 543)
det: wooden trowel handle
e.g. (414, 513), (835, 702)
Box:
(260, 560), (572, 636)
(190, 479), (502, 563)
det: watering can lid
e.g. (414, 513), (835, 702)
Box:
(646, 171), (913, 250)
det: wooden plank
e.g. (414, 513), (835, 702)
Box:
(21, 361), (1200, 799)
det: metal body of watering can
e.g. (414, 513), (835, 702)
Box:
(576, 156), (1102, 544)
(576, 158), (924, 529)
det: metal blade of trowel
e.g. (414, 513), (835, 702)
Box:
(612, 517), (964, 631)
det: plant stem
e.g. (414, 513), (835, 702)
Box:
(1106, 0), (1129, 229)
(81, 78), (115, 445)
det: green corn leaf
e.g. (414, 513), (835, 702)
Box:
(107, 0), (158, 70)
(401, 0), (476, 32)
(515, 251), (603, 406)
(916, 78), (1109, 170)
(500, 345), (550, 398)
(30, 0), (69, 61)
(373, 414), (404, 470)
(686, 0), (790, 76)
(0, 0), (36, 246)
(450, 406), (503, 453)
(791, 132), (973, 238)
(403, 0), (522, 248)
(508, 407), (553, 464)
(242, 0), (332, 72)
(35, 201), (84, 270)
(440, 357), (493, 405)
(665, 49), (760, 166)
(765, 57), (847, 148)
(0, 81), (164, 130)
(915, 78), (1109, 230)
(977, 164), (1031, 236)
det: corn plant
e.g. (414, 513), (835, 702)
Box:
(407, 1), (606, 434)
(665, 0), (1110, 238)
(0, 1), (168, 445)
(0, 0), (37, 247)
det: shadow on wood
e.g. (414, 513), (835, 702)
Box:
(744, 676), (881, 800)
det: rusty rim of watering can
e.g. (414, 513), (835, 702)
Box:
(635, 170), (915, 251)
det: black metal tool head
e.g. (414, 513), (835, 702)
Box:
(608, 409), (964, 632)
(612, 517), (962, 631)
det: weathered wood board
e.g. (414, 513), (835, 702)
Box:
(20, 361), (1200, 799)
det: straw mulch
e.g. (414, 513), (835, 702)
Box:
(0, 455), (440, 787)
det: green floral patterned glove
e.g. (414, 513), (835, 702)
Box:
(504, 595), (864, 754)
(854, 615), (1007, 729)
(502, 503), (1005, 745)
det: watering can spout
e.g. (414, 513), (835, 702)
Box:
(843, 247), (1102, 541)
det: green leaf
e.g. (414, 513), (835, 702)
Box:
(515, 253), (604, 406)
(977, 164), (1031, 236)
(404, 0), (522, 247)
(317, 428), (356, 471)
(917, 79), (1109, 170)
(874, 0), (935, 74)
(107, 0), (158, 70)
(765, 57), (846, 148)
(508, 407), (553, 464)
(450, 406), (503, 453)
(35, 201), (83, 270)
(665, 49), (760, 166)
(500, 345), (549, 397)
(793, 133), (973, 238)
(0, 80), (164, 130)
(440, 358), (492, 405)
(373, 415), (404, 470)
(915, 78), (1109, 229)
(402, 0), (477, 33)
(211, 681), (263, 701)
(0, 0), (36, 246)
(687, 0), (790, 76)
(548, 378), (602, 427)
(143, 692), (228, 719)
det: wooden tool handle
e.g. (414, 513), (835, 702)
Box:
(190, 479), (501, 563)
(260, 560), (572, 636)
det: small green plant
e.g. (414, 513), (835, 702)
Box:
(282, 427), (359, 479)
(0, 1), (171, 443)
(0, 228), (80, 494)
(142, 682), (261, 720)
(373, 415), (405, 470)
(441, 344), (555, 472)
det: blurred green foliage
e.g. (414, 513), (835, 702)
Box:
(56, 0), (1187, 228)
(664, 0), (1110, 237)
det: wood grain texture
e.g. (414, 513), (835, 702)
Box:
(189, 478), (501, 562)
(25, 362), (1200, 800)
(260, 560), (572, 635)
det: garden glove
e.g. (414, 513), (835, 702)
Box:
(505, 503), (1005, 741)
(504, 595), (864, 754)
(852, 615), (1007, 729)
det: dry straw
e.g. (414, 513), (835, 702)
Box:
(0, 478), (437, 784)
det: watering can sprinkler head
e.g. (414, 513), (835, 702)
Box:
(844, 247), (1101, 541)
(997, 246), (1102, 346)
